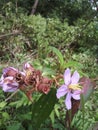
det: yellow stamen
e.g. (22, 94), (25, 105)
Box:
(68, 84), (81, 90)
(26, 70), (32, 77)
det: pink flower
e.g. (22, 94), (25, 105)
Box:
(23, 62), (35, 73)
(0, 76), (19, 92)
(0, 67), (23, 92)
(56, 68), (82, 110)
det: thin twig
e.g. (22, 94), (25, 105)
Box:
(5, 89), (19, 102)
(0, 31), (21, 40)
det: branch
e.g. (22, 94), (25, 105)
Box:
(0, 31), (21, 40)
(5, 89), (19, 102)
(31, 0), (39, 15)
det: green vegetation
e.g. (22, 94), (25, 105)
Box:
(0, 0), (98, 130)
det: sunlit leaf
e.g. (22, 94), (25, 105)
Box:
(49, 46), (64, 69)
(0, 101), (7, 110)
(50, 111), (55, 124)
(54, 104), (60, 118)
(64, 60), (83, 69)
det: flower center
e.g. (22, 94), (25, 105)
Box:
(26, 70), (32, 77)
(68, 84), (81, 90)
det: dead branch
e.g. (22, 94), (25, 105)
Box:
(0, 31), (21, 40)
(31, 0), (39, 15)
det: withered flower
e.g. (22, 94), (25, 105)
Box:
(0, 63), (52, 98)
(36, 77), (52, 94)
(23, 63), (42, 86)
(23, 63), (52, 94)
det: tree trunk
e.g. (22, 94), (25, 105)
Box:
(31, 0), (39, 15)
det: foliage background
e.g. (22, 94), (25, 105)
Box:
(0, 0), (98, 130)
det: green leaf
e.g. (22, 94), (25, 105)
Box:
(50, 111), (55, 124)
(2, 112), (10, 120)
(49, 46), (64, 69)
(31, 88), (58, 128)
(42, 67), (55, 76)
(19, 112), (32, 121)
(6, 123), (21, 130)
(64, 60), (83, 69)
(0, 101), (7, 110)
(54, 104), (60, 118)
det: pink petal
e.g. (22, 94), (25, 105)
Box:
(24, 62), (31, 69)
(71, 91), (80, 100)
(2, 84), (18, 92)
(65, 92), (72, 110)
(71, 71), (80, 84)
(20, 72), (25, 76)
(3, 77), (13, 84)
(64, 68), (71, 85)
(5, 76), (13, 80)
(56, 85), (68, 99)
(73, 90), (82, 95)
(1, 76), (19, 92)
